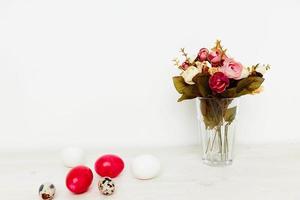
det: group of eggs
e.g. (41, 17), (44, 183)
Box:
(38, 147), (161, 200)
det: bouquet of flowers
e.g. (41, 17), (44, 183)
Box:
(172, 40), (269, 165)
(173, 40), (269, 101)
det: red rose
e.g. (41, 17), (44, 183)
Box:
(209, 72), (230, 93)
(198, 48), (209, 62)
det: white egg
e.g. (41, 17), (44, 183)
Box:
(131, 154), (161, 180)
(61, 147), (85, 167)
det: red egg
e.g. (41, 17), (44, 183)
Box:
(66, 165), (93, 194)
(94, 154), (124, 178)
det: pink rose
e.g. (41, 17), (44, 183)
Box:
(209, 72), (230, 93)
(198, 48), (209, 62)
(207, 49), (222, 67)
(220, 58), (243, 80)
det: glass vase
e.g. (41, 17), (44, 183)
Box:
(196, 97), (239, 166)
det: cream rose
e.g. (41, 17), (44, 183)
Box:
(181, 66), (200, 85)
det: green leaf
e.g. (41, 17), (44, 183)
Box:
(173, 76), (201, 102)
(224, 106), (237, 123)
(236, 76), (264, 97)
(220, 87), (236, 98)
(173, 76), (186, 94)
(192, 73), (211, 97)
(178, 94), (195, 102)
(177, 85), (200, 102)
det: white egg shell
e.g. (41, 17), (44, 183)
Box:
(61, 147), (85, 167)
(131, 154), (161, 180)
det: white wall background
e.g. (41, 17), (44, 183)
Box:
(0, 0), (299, 150)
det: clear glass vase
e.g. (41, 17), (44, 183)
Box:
(196, 97), (239, 166)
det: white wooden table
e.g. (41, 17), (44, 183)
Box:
(1, 144), (300, 200)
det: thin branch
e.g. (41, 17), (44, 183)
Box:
(180, 48), (188, 60)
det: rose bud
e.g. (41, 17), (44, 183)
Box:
(209, 72), (230, 93)
(207, 49), (222, 67)
(220, 58), (243, 80)
(198, 48), (209, 62)
(180, 61), (190, 70)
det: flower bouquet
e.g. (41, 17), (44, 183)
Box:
(172, 40), (269, 166)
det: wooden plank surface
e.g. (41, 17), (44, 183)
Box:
(1, 144), (300, 200)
